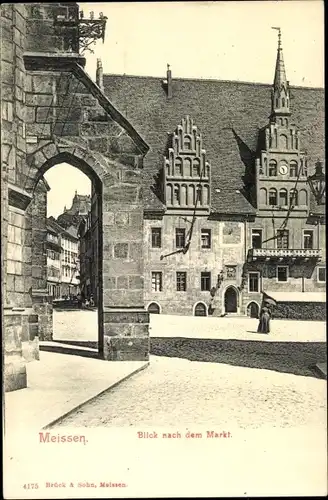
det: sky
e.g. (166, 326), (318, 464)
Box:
(46, 1), (324, 218)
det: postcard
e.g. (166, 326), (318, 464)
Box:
(2, 1), (326, 498)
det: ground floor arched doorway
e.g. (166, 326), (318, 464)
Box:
(247, 301), (260, 318)
(148, 302), (161, 314)
(194, 302), (207, 316)
(224, 287), (238, 313)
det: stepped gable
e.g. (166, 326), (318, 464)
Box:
(103, 74), (324, 214)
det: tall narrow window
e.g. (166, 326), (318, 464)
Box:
(277, 266), (288, 282)
(174, 185), (180, 205)
(251, 229), (262, 249)
(176, 272), (187, 291)
(201, 229), (211, 249)
(248, 272), (260, 292)
(151, 272), (162, 292)
(151, 228), (162, 248)
(279, 189), (288, 206)
(290, 161), (298, 177)
(290, 189), (298, 206)
(269, 188), (277, 206)
(193, 159), (200, 177)
(175, 158), (183, 176)
(201, 272), (211, 291)
(303, 230), (313, 249)
(317, 267), (326, 283)
(268, 161), (277, 176)
(184, 136), (192, 150)
(277, 230), (289, 249)
(176, 228), (186, 248)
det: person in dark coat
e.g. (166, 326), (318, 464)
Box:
(257, 305), (271, 334)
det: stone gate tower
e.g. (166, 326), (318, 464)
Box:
(1, 3), (150, 392)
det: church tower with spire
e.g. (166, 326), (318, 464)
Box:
(255, 29), (310, 217)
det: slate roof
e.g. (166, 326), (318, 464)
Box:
(103, 74), (324, 215)
(47, 217), (79, 241)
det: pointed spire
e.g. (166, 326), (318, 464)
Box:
(271, 28), (290, 117)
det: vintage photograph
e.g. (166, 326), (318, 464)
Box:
(2, 1), (326, 497)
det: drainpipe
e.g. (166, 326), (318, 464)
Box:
(244, 217), (247, 261)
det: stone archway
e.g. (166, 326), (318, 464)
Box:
(25, 141), (149, 362)
(3, 38), (151, 391)
(224, 286), (238, 313)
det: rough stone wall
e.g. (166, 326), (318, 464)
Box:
(1, 4), (34, 390)
(22, 60), (149, 361)
(2, 4), (28, 307)
(2, 3), (150, 392)
(274, 302), (326, 321)
(25, 3), (79, 53)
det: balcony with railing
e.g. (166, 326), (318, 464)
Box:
(248, 247), (322, 261)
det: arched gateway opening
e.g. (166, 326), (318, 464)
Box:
(224, 286), (238, 314)
(43, 163), (100, 350)
(25, 142), (149, 362)
(29, 155), (103, 355)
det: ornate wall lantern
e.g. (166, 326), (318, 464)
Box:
(307, 160), (326, 205)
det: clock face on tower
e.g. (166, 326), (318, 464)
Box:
(279, 165), (288, 175)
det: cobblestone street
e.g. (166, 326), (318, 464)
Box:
(55, 355), (326, 428)
(52, 310), (326, 429)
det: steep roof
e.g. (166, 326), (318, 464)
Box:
(103, 74), (324, 214)
(47, 217), (78, 241)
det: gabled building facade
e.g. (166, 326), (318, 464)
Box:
(100, 31), (325, 319)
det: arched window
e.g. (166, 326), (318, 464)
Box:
(189, 184), (196, 205)
(148, 302), (160, 314)
(165, 162), (170, 176)
(175, 157), (182, 176)
(259, 188), (267, 205)
(203, 184), (210, 205)
(269, 188), (277, 206)
(184, 135), (192, 150)
(290, 161), (298, 177)
(268, 160), (277, 176)
(194, 302), (207, 316)
(280, 134), (288, 149)
(173, 184), (180, 205)
(286, 99), (289, 108)
(282, 98), (285, 107)
(181, 184), (188, 205)
(290, 189), (298, 206)
(299, 189), (308, 206)
(184, 157), (192, 176)
(196, 184), (202, 205)
(275, 98), (279, 108)
(166, 184), (173, 205)
(279, 188), (288, 206)
(193, 159), (200, 177)
(303, 159), (308, 177)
